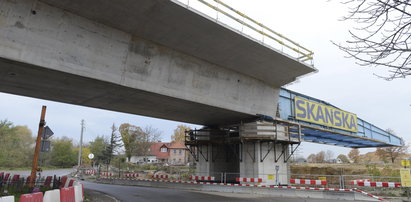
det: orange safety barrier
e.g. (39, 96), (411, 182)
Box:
(18, 192), (43, 202)
(60, 186), (75, 202)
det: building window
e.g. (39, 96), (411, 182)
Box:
(161, 147), (167, 152)
(179, 149), (182, 154)
(173, 149), (176, 154)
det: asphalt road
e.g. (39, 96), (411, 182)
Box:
(82, 181), (372, 202)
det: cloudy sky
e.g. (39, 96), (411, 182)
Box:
(1, 0), (410, 158)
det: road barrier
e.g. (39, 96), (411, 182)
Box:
(60, 187), (75, 202)
(125, 173), (139, 178)
(73, 181), (84, 201)
(99, 177), (386, 201)
(59, 176), (68, 188)
(43, 189), (60, 202)
(74, 184), (83, 202)
(190, 176), (215, 181)
(0, 172), (84, 202)
(4, 173), (10, 182)
(350, 179), (370, 185)
(68, 179), (75, 187)
(235, 177), (263, 183)
(84, 170), (96, 175)
(0, 196), (14, 202)
(153, 174), (168, 179)
(19, 192), (43, 202)
(44, 176), (52, 188)
(10, 174), (20, 185)
(101, 172), (113, 177)
(353, 188), (387, 201)
(290, 178), (327, 185)
(355, 181), (400, 188)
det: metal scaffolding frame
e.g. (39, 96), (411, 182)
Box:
(185, 120), (302, 163)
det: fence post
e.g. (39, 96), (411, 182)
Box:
(224, 172), (227, 184)
(220, 173), (223, 183)
(339, 175), (344, 189)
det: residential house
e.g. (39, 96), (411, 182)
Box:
(128, 141), (188, 165)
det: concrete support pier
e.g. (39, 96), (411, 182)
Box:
(188, 120), (301, 185)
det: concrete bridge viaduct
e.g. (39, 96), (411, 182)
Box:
(0, 0), (316, 184)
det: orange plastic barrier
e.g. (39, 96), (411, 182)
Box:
(60, 187), (75, 202)
(18, 192), (43, 202)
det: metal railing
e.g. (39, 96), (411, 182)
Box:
(173, 0), (314, 64)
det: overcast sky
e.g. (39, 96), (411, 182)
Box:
(1, 0), (410, 158)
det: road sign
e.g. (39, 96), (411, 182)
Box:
(402, 160), (410, 167)
(40, 140), (51, 152)
(88, 153), (94, 159)
(400, 168), (411, 187)
(42, 126), (54, 139)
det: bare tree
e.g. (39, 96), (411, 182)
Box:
(139, 126), (162, 163)
(335, 0), (411, 80)
(307, 154), (317, 163)
(376, 129), (408, 163)
(315, 151), (326, 163)
(325, 150), (335, 162)
(348, 148), (360, 163)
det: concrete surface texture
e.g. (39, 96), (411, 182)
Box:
(0, 0), (314, 125)
(39, 0), (315, 87)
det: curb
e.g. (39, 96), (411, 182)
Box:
(99, 177), (387, 201)
(353, 188), (387, 201)
(102, 177), (352, 192)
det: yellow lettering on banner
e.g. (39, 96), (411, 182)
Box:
(400, 169), (411, 187)
(318, 177), (326, 181)
(267, 174), (275, 180)
(294, 97), (358, 132)
(402, 160), (410, 167)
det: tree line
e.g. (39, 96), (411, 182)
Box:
(0, 119), (190, 169)
(304, 146), (408, 164)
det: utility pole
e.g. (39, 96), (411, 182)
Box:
(78, 119), (85, 168)
(29, 106), (47, 188)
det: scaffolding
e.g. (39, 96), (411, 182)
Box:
(185, 120), (302, 164)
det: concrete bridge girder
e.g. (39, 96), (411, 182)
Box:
(0, 0), (280, 125)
